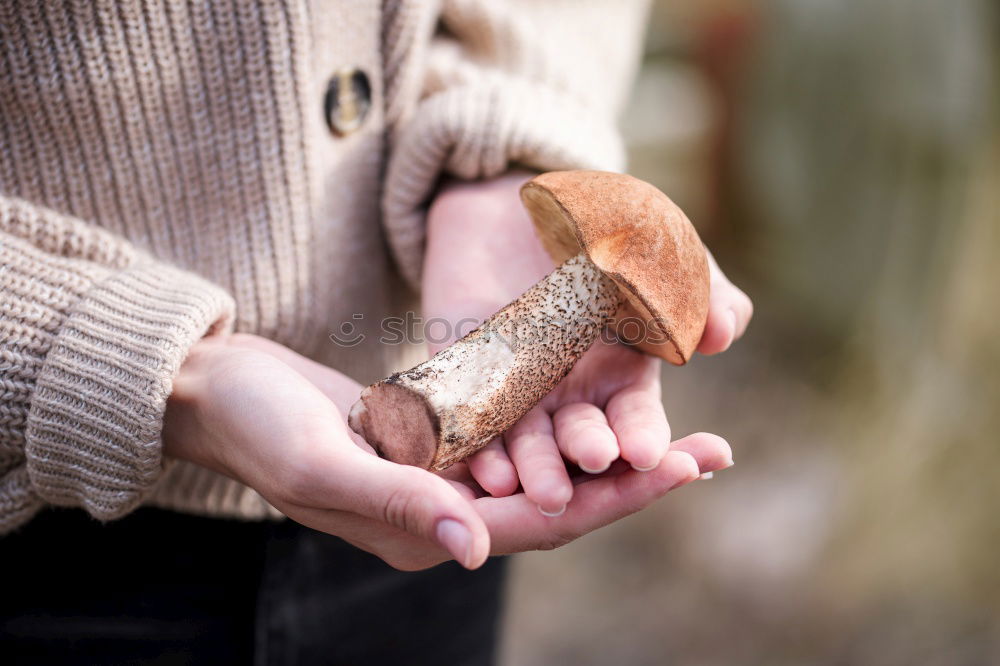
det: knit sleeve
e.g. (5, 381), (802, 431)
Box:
(0, 197), (235, 533)
(382, 0), (651, 288)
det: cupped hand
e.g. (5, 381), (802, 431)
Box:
(163, 333), (491, 570)
(424, 172), (752, 515)
(163, 333), (729, 570)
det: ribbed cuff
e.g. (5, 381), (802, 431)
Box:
(383, 81), (626, 289)
(0, 467), (44, 533)
(24, 261), (235, 521)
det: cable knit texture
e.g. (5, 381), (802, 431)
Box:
(0, 0), (647, 532)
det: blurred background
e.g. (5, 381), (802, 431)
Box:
(501, 1), (1000, 664)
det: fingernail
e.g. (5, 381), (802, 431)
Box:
(699, 471), (714, 480)
(631, 461), (658, 472)
(436, 519), (472, 567)
(726, 309), (737, 346)
(579, 461), (611, 474)
(538, 504), (566, 518)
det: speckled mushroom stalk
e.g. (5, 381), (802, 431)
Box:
(349, 170), (711, 471)
(348, 253), (622, 470)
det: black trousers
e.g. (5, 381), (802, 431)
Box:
(0, 508), (507, 665)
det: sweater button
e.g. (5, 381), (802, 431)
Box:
(324, 67), (371, 136)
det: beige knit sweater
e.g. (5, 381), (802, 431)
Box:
(0, 0), (648, 533)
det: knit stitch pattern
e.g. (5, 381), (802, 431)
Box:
(0, 0), (647, 532)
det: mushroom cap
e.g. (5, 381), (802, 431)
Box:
(520, 170), (710, 364)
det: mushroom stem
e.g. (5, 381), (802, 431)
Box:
(349, 253), (622, 470)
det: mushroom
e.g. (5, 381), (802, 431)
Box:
(349, 171), (710, 470)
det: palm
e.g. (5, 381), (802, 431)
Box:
(215, 336), (727, 570)
(256, 338), (726, 569)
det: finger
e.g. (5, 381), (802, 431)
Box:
(669, 432), (734, 473)
(467, 438), (519, 498)
(604, 359), (670, 471)
(476, 446), (705, 554)
(725, 283), (753, 340)
(553, 402), (619, 474)
(438, 465), (487, 501)
(697, 298), (738, 355)
(318, 449), (491, 569)
(698, 252), (754, 355)
(506, 406), (573, 516)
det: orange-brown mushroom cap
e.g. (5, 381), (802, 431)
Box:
(520, 170), (710, 364)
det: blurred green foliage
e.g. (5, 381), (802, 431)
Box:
(503, 2), (1000, 665)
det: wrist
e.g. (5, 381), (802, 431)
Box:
(162, 335), (229, 472)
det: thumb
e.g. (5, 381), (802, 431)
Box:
(339, 451), (492, 569)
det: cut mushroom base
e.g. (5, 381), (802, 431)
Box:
(348, 253), (622, 470)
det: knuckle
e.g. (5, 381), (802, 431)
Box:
(380, 474), (437, 536)
(521, 450), (558, 473)
(554, 403), (598, 424)
(612, 399), (659, 425)
(561, 420), (609, 441)
(473, 442), (507, 465)
(510, 431), (549, 453)
(381, 485), (417, 533)
(516, 435), (556, 460)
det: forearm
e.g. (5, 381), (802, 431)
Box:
(162, 336), (228, 474)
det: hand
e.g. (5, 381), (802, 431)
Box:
(163, 333), (491, 570)
(163, 333), (731, 569)
(424, 172), (752, 514)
